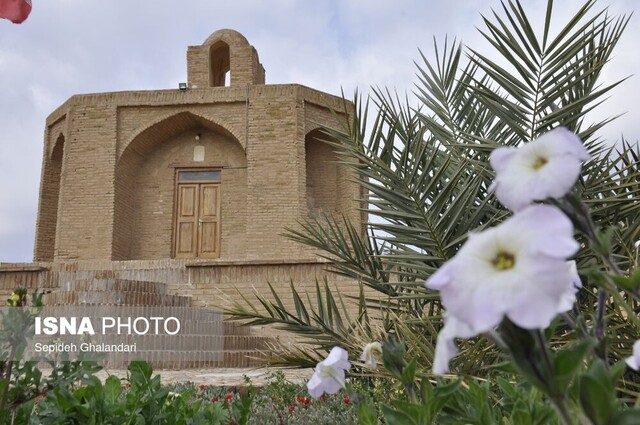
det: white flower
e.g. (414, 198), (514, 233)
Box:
(425, 205), (579, 374)
(360, 342), (383, 368)
(432, 314), (476, 375)
(558, 260), (582, 312)
(434, 261), (579, 375)
(626, 340), (640, 371)
(490, 127), (591, 212)
(307, 347), (351, 398)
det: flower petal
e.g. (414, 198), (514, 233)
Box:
(509, 205), (578, 258)
(535, 127), (591, 161)
(429, 205), (579, 335)
(433, 331), (457, 375)
(307, 373), (325, 398)
(490, 146), (518, 172)
(432, 315), (476, 375)
(626, 340), (640, 371)
(425, 261), (454, 290)
(307, 347), (350, 398)
(505, 257), (574, 328)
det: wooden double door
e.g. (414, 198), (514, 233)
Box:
(173, 169), (221, 259)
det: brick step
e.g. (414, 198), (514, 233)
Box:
(131, 320), (249, 336)
(58, 278), (168, 295)
(35, 334), (271, 351)
(33, 307), (253, 336)
(35, 276), (272, 369)
(101, 350), (267, 369)
(218, 350), (267, 368)
(222, 321), (253, 336)
(152, 321), (253, 336)
(44, 290), (191, 307)
(39, 304), (223, 322)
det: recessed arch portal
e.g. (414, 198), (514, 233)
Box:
(113, 112), (247, 260)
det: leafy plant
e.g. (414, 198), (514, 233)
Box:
(0, 288), (109, 424)
(34, 360), (229, 424)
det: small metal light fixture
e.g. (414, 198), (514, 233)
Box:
(178, 82), (188, 92)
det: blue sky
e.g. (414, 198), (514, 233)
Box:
(0, 0), (638, 262)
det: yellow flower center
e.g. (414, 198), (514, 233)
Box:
(492, 251), (515, 270)
(533, 156), (548, 170)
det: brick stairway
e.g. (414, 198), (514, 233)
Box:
(41, 277), (272, 369)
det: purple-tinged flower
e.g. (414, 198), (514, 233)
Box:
(307, 347), (351, 398)
(426, 205), (580, 374)
(490, 127), (591, 212)
(432, 314), (476, 375)
(626, 340), (640, 371)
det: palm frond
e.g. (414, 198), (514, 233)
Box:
(466, 0), (628, 142)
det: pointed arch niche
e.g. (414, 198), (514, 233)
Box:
(113, 112), (247, 260)
(34, 133), (65, 261)
(305, 129), (348, 217)
(209, 41), (230, 87)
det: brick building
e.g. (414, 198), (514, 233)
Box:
(35, 29), (361, 264)
(0, 30), (364, 366)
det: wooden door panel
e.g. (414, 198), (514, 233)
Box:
(200, 185), (219, 218)
(198, 184), (220, 258)
(176, 222), (195, 255)
(199, 222), (218, 254)
(179, 186), (196, 217)
(174, 184), (198, 258)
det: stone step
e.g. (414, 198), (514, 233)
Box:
(34, 306), (253, 336)
(37, 276), (272, 369)
(45, 334), (271, 351)
(101, 350), (267, 369)
(57, 278), (168, 295)
(44, 290), (191, 307)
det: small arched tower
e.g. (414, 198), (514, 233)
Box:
(187, 29), (265, 88)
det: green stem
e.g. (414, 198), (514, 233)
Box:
(551, 396), (576, 425)
(557, 195), (635, 352)
(535, 330), (554, 379)
(0, 346), (17, 412)
(595, 289), (607, 342)
(560, 312), (589, 340)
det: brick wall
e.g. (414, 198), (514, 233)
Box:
(54, 104), (117, 260)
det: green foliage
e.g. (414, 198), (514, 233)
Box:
(356, 337), (563, 424)
(33, 360), (238, 424)
(245, 370), (357, 424)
